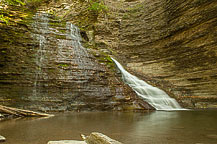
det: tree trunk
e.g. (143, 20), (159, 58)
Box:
(0, 105), (53, 117)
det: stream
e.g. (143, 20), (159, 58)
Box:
(1, 110), (217, 144)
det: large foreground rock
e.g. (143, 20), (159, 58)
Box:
(47, 132), (122, 144)
(0, 135), (6, 142)
(83, 132), (122, 144)
(48, 140), (86, 144)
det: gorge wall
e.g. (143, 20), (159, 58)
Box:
(0, 7), (152, 111)
(94, 0), (217, 108)
(0, 0), (216, 111)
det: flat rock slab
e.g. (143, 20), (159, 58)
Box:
(83, 132), (122, 144)
(48, 132), (122, 144)
(0, 135), (6, 142)
(48, 140), (86, 144)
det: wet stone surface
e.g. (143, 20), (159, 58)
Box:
(93, 0), (217, 108)
(0, 12), (152, 112)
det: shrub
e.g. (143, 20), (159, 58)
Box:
(88, 0), (107, 14)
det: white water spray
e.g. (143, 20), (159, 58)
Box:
(111, 57), (184, 111)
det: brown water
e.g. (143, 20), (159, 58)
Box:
(1, 110), (217, 144)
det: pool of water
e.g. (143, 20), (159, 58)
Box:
(0, 110), (217, 144)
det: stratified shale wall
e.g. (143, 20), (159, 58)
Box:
(1, 0), (216, 110)
(97, 0), (217, 108)
(0, 11), (152, 112)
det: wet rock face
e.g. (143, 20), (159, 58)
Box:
(106, 0), (217, 108)
(0, 12), (152, 111)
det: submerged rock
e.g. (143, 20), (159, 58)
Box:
(0, 135), (6, 142)
(206, 134), (217, 140)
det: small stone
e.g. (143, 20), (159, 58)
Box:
(61, 3), (68, 6)
(0, 135), (6, 142)
(48, 140), (86, 144)
(64, 6), (71, 10)
(206, 134), (217, 139)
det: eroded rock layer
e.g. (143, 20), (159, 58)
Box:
(0, 11), (153, 111)
(1, 0), (216, 110)
(95, 0), (217, 108)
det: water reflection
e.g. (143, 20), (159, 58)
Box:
(0, 111), (217, 144)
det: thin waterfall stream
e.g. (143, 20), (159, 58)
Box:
(111, 57), (185, 111)
(30, 12), (185, 111)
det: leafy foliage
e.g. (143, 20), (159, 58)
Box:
(1, 0), (25, 6)
(0, 0), (44, 24)
(88, 0), (107, 14)
(0, 14), (10, 24)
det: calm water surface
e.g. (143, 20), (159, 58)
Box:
(0, 110), (217, 144)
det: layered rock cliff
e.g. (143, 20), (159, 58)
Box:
(0, 0), (216, 110)
(94, 0), (217, 108)
(0, 5), (152, 111)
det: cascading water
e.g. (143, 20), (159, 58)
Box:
(27, 12), (117, 111)
(32, 12), (49, 100)
(111, 58), (184, 111)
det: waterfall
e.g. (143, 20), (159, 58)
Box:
(32, 12), (50, 99)
(111, 58), (184, 111)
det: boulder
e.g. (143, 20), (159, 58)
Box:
(48, 140), (86, 144)
(82, 132), (122, 144)
(47, 132), (123, 144)
(0, 135), (6, 142)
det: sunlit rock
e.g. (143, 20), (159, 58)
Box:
(0, 135), (6, 142)
(48, 140), (86, 144)
(82, 132), (122, 144)
(47, 132), (122, 144)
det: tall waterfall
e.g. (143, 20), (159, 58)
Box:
(111, 58), (184, 110)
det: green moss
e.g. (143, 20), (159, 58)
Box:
(58, 63), (69, 67)
(1, 50), (7, 53)
(55, 34), (66, 39)
(88, 0), (108, 14)
(122, 13), (129, 19)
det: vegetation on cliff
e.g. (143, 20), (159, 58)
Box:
(0, 0), (48, 25)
